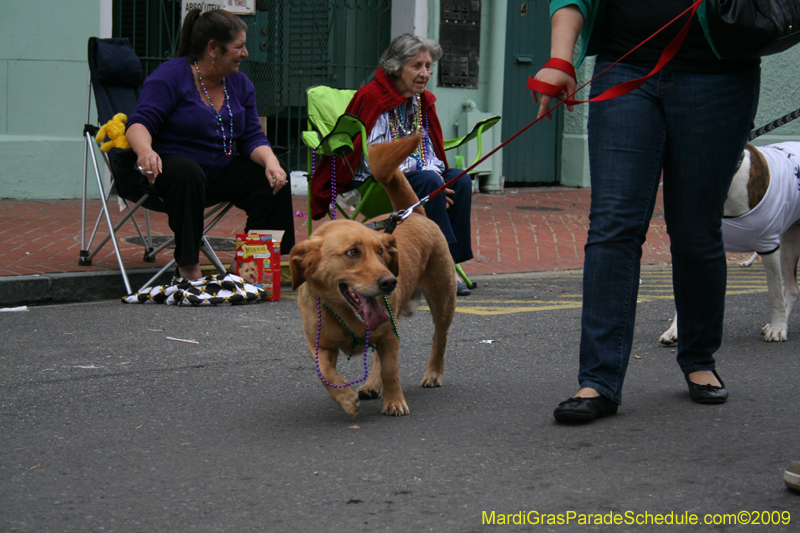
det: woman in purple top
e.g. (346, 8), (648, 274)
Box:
(120, 8), (294, 280)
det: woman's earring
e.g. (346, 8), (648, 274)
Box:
(211, 59), (218, 71)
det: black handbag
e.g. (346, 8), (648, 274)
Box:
(704, 0), (800, 59)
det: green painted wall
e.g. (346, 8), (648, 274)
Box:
(426, 0), (504, 187)
(561, 51), (800, 188)
(0, 1), (102, 199)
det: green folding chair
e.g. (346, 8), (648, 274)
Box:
(302, 86), (371, 234)
(302, 85), (501, 289)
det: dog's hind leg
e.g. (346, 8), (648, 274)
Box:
(659, 312), (678, 345)
(420, 276), (456, 388)
(761, 250), (788, 342)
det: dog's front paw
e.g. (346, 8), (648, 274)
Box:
(420, 372), (443, 387)
(357, 383), (382, 400)
(331, 387), (360, 417)
(659, 327), (678, 345)
(761, 323), (788, 342)
(381, 399), (410, 416)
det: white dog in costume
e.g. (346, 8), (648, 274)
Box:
(660, 142), (800, 343)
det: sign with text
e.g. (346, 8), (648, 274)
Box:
(181, 0), (255, 21)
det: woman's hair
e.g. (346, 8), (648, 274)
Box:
(177, 9), (248, 60)
(379, 33), (443, 79)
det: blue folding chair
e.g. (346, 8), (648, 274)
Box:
(79, 37), (231, 293)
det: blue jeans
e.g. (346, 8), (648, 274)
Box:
(578, 61), (760, 404)
(405, 167), (474, 264)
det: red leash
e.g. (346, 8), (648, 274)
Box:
(395, 0), (703, 222)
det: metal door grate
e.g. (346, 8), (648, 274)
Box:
(113, 0), (392, 172)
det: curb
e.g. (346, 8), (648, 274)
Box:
(0, 262), (297, 307)
(0, 269), (174, 307)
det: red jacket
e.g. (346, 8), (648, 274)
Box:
(309, 68), (448, 220)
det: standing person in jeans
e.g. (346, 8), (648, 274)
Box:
(530, 1), (761, 422)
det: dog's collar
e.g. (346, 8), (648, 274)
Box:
(364, 212), (402, 234)
(364, 218), (396, 233)
(363, 206), (416, 234)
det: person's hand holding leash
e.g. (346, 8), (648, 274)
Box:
(530, 66), (576, 121)
(530, 6), (582, 121)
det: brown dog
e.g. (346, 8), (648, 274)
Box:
(290, 135), (457, 417)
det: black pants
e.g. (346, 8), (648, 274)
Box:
(115, 151), (295, 266)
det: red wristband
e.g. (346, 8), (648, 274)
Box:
(543, 58), (576, 80)
(526, 77), (566, 98)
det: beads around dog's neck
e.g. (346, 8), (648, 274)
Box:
(314, 297), (370, 388)
(312, 295), (400, 389)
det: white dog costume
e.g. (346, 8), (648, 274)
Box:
(722, 142), (800, 254)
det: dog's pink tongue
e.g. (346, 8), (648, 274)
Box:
(359, 293), (390, 329)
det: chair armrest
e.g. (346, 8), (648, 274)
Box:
(444, 115), (501, 151)
(301, 130), (322, 150)
(310, 113), (368, 158)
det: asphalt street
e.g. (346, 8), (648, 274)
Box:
(2, 265), (798, 532)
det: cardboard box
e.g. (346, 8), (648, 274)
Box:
(234, 231), (283, 301)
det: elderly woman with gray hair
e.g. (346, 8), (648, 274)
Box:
(310, 33), (474, 295)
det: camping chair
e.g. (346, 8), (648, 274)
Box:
(302, 85), (501, 288)
(79, 37), (231, 294)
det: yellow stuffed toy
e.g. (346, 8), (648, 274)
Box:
(95, 113), (130, 152)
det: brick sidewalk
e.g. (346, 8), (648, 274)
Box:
(0, 188), (678, 280)
(469, 187), (671, 274)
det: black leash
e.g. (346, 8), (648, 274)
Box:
(749, 107), (800, 141)
(734, 106), (800, 172)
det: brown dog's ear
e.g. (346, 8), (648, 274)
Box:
(289, 238), (322, 290)
(381, 233), (399, 277)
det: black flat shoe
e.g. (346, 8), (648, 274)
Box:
(456, 280), (471, 296)
(553, 394), (618, 423)
(685, 370), (728, 404)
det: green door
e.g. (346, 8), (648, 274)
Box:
(502, 0), (563, 185)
